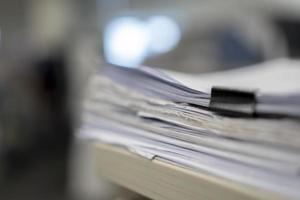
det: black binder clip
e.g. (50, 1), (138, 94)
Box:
(209, 87), (257, 117)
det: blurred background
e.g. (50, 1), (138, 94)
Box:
(1, 0), (300, 199)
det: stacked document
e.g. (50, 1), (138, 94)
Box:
(80, 59), (300, 199)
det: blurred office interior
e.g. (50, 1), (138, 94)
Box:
(1, 0), (300, 199)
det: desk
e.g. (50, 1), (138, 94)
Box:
(93, 143), (286, 200)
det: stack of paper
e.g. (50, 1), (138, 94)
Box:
(80, 59), (300, 199)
